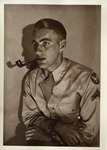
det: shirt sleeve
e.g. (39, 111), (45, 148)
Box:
(22, 74), (46, 128)
(79, 71), (100, 145)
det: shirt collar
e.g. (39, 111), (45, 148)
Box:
(52, 58), (68, 82)
(37, 58), (68, 83)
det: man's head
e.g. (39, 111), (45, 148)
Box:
(33, 18), (67, 71)
(33, 18), (67, 40)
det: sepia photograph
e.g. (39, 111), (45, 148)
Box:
(3, 4), (101, 147)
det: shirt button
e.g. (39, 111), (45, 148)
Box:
(60, 106), (62, 109)
(77, 116), (81, 120)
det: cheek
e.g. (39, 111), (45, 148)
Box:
(47, 45), (60, 57)
(47, 49), (59, 63)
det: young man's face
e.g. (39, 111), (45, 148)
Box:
(33, 28), (65, 71)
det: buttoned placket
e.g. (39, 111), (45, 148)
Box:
(47, 59), (69, 119)
(38, 58), (69, 119)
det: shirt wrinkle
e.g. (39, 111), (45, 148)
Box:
(22, 57), (100, 143)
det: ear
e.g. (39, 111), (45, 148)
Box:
(59, 39), (66, 52)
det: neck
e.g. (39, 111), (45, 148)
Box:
(47, 54), (63, 72)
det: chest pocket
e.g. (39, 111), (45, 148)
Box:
(57, 94), (81, 123)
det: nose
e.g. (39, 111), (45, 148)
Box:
(34, 44), (44, 56)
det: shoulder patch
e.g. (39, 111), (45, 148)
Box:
(90, 72), (99, 84)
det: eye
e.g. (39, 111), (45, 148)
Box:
(32, 41), (38, 48)
(42, 41), (50, 47)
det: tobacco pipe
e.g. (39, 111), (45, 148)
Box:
(6, 58), (37, 68)
(6, 59), (36, 68)
(15, 59), (36, 68)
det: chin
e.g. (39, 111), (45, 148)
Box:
(38, 64), (47, 69)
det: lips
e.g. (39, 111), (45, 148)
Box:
(36, 57), (46, 62)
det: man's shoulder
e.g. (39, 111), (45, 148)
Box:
(66, 58), (93, 74)
(66, 58), (99, 85)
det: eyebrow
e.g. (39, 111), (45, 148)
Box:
(32, 38), (52, 43)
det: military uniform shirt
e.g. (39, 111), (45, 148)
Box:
(22, 58), (100, 144)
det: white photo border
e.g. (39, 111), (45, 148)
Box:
(0, 0), (107, 150)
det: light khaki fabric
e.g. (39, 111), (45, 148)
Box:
(22, 58), (100, 142)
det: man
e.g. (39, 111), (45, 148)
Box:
(22, 18), (100, 146)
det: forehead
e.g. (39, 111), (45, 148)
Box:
(33, 28), (59, 41)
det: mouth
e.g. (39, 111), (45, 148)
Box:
(36, 57), (46, 62)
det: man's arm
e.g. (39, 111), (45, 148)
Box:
(22, 74), (53, 142)
(52, 72), (100, 146)
(22, 71), (100, 146)
(36, 72), (100, 146)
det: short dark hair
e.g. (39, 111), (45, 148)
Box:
(33, 18), (67, 40)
